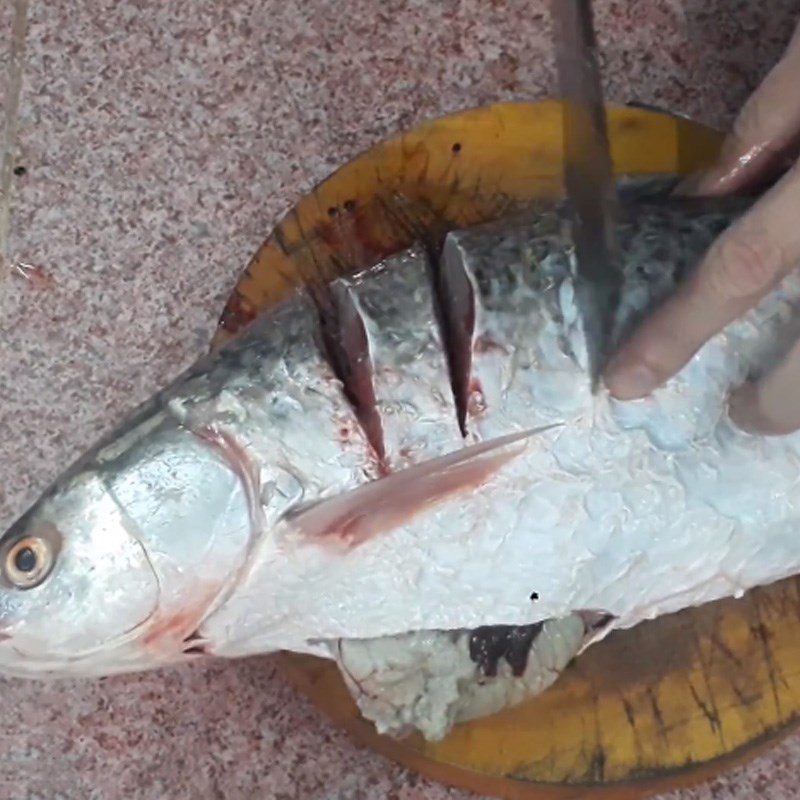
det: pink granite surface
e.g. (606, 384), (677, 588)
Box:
(2, 1), (800, 798)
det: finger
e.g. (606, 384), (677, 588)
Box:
(605, 159), (800, 401)
(729, 338), (800, 435)
(676, 20), (800, 197)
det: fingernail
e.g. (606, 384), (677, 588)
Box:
(605, 363), (659, 401)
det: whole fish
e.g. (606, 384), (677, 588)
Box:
(2, 178), (799, 741)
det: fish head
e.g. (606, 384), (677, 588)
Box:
(0, 471), (162, 677)
(0, 422), (255, 678)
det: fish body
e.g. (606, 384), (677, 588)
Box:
(3, 180), (800, 736)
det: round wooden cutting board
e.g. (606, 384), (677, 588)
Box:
(212, 101), (800, 799)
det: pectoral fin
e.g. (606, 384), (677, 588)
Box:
(286, 425), (560, 548)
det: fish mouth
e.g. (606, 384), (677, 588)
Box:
(0, 639), (172, 679)
(0, 620), (168, 680)
(0, 601), (167, 680)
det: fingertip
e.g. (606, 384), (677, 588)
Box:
(603, 292), (706, 401)
(727, 381), (763, 434)
(673, 168), (727, 198)
(672, 172), (703, 197)
(729, 379), (800, 436)
(603, 356), (660, 401)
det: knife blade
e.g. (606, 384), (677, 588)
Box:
(551, 0), (623, 392)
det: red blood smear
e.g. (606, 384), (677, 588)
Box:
(142, 610), (207, 649)
(473, 333), (506, 355)
(467, 377), (487, 417)
(218, 291), (257, 335)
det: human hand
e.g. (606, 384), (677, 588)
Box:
(605, 22), (800, 434)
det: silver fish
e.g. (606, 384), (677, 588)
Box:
(2, 179), (799, 741)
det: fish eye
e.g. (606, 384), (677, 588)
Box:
(1, 524), (60, 590)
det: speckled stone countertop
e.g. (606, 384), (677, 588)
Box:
(2, 1), (800, 798)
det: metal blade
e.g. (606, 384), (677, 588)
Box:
(551, 0), (623, 391)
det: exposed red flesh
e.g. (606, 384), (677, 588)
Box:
(429, 236), (478, 437)
(312, 281), (388, 473)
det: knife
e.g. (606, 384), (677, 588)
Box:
(551, 0), (623, 392)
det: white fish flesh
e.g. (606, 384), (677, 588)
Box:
(335, 615), (591, 740)
(1, 180), (799, 741)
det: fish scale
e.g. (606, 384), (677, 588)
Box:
(186, 294), (378, 494)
